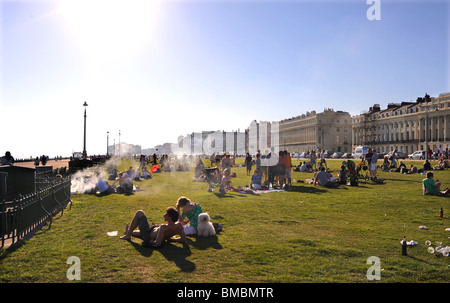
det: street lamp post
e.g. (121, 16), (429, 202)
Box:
(82, 101), (88, 159)
(107, 131), (109, 156)
(425, 104), (429, 162)
(418, 94), (432, 161)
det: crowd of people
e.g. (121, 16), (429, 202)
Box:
(5, 146), (450, 250)
(290, 148), (450, 191)
(131, 149), (450, 196)
(114, 148), (450, 250)
(194, 150), (294, 191)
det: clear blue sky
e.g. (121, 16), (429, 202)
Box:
(0, 0), (448, 159)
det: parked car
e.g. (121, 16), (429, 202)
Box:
(388, 151), (407, 159)
(408, 150), (425, 160)
(331, 152), (344, 159)
(377, 152), (387, 159)
(342, 153), (352, 159)
(299, 152), (309, 159)
(352, 146), (369, 159)
(324, 150), (333, 158)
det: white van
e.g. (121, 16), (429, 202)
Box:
(352, 146), (369, 159)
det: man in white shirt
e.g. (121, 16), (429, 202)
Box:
(95, 172), (115, 195)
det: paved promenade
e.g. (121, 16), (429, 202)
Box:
(14, 159), (71, 170)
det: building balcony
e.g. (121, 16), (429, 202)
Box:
(365, 139), (420, 145)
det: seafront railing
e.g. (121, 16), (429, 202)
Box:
(0, 177), (71, 249)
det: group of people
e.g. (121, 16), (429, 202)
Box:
(300, 149), (381, 188)
(246, 150), (292, 190)
(34, 155), (49, 166)
(428, 146), (449, 160)
(76, 171), (134, 195)
(96, 164), (158, 195)
(119, 196), (217, 248)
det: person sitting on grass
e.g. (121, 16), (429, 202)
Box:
(142, 166), (153, 179)
(176, 196), (203, 235)
(381, 156), (390, 172)
(112, 172), (134, 194)
(95, 172), (115, 195)
(120, 207), (186, 248)
(337, 165), (347, 184)
(422, 171), (450, 196)
(300, 161), (308, 172)
(434, 158), (446, 170)
(222, 168), (234, 190)
(313, 166), (339, 188)
(251, 169), (262, 190)
(423, 160), (432, 171)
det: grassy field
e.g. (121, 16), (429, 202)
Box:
(0, 157), (449, 283)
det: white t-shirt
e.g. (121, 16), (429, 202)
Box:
(96, 179), (109, 193)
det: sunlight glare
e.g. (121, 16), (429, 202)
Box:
(60, 0), (160, 63)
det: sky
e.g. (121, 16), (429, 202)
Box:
(0, 0), (448, 159)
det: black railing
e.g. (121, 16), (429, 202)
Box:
(0, 178), (71, 249)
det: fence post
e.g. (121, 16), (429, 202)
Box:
(52, 181), (64, 217)
(1, 199), (5, 248)
(10, 198), (17, 246)
(39, 188), (52, 230)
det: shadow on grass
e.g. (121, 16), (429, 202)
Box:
(187, 234), (223, 250)
(286, 185), (329, 193)
(128, 240), (154, 257)
(405, 255), (437, 265)
(128, 240), (196, 272)
(380, 177), (415, 182)
(213, 192), (257, 198)
(0, 213), (63, 259)
(158, 242), (196, 272)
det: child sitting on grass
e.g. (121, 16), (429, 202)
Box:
(222, 168), (234, 190)
(251, 170), (262, 190)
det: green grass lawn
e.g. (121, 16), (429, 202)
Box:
(0, 158), (449, 283)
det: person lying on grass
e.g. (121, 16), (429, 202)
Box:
(422, 171), (450, 196)
(120, 207), (186, 248)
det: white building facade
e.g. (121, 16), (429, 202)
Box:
(352, 92), (450, 154)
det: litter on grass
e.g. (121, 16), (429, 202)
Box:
(400, 240), (418, 246)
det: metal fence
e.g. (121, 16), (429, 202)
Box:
(0, 177), (72, 249)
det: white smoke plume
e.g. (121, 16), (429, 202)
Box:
(70, 156), (122, 194)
